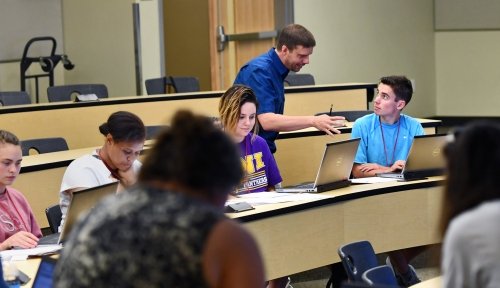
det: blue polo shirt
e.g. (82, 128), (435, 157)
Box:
(234, 48), (289, 153)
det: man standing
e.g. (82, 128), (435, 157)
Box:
(234, 24), (345, 153)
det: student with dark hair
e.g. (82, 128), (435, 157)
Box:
(0, 130), (42, 250)
(351, 75), (424, 178)
(350, 75), (424, 286)
(234, 23), (345, 153)
(58, 111), (145, 231)
(54, 110), (265, 288)
(440, 121), (500, 287)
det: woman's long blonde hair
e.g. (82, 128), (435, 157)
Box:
(218, 85), (259, 139)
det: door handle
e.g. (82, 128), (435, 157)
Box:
(217, 25), (277, 52)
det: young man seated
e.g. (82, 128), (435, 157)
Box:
(350, 75), (424, 287)
(351, 75), (424, 178)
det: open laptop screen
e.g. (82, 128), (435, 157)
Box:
(377, 134), (447, 180)
(314, 138), (360, 189)
(404, 134), (447, 174)
(60, 182), (118, 242)
(276, 138), (360, 193)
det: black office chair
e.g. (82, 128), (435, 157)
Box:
(284, 73), (315, 86)
(169, 76), (200, 93)
(338, 240), (379, 283)
(315, 110), (372, 122)
(145, 77), (172, 95)
(20, 137), (69, 156)
(362, 265), (399, 287)
(45, 204), (62, 234)
(145, 125), (168, 140)
(47, 84), (108, 102)
(0, 91), (32, 106)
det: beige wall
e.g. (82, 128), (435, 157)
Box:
(294, 0), (436, 118)
(62, 0), (162, 97)
(139, 0), (163, 95)
(0, 62), (64, 103)
(164, 0), (211, 91)
(436, 31), (500, 116)
(62, 0), (136, 97)
(0, 63), (20, 92)
(1, 0), (161, 100)
(4, 2), (500, 116)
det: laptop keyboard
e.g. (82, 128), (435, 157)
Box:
(38, 233), (60, 245)
(292, 182), (315, 189)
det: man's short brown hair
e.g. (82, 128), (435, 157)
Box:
(276, 24), (315, 51)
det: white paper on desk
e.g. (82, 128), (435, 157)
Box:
(350, 177), (398, 184)
(226, 192), (328, 206)
(0, 244), (62, 261)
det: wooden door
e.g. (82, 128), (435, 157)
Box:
(208, 0), (276, 90)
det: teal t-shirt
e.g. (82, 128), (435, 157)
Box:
(351, 113), (425, 166)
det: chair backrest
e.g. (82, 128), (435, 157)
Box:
(169, 76), (200, 93)
(145, 125), (168, 140)
(45, 204), (62, 234)
(315, 110), (373, 122)
(21, 137), (69, 156)
(47, 84), (108, 102)
(0, 91), (32, 106)
(284, 73), (315, 86)
(338, 240), (379, 282)
(362, 265), (399, 287)
(145, 77), (171, 95)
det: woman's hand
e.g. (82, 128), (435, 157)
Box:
(0, 231), (39, 250)
(118, 167), (137, 188)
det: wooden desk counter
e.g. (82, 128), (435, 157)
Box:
(12, 178), (444, 283)
(275, 118), (441, 185)
(0, 83), (375, 149)
(14, 258), (41, 287)
(13, 119), (440, 228)
(230, 176), (445, 280)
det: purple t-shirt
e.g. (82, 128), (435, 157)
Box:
(235, 133), (282, 194)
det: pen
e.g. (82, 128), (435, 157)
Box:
(329, 104), (333, 116)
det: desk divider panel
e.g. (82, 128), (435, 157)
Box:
(275, 133), (352, 186)
(283, 88), (367, 116)
(242, 183), (443, 279)
(14, 119), (439, 228)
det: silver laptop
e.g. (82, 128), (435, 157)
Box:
(376, 134), (447, 180)
(38, 182), (118, 245)
(276, 138), (360, 193)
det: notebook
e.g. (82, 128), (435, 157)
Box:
(376, 134), (447, 180)
(38, 182), (118, 245)
(275, 138), (360, 193)
(31, 256), (58, 288)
